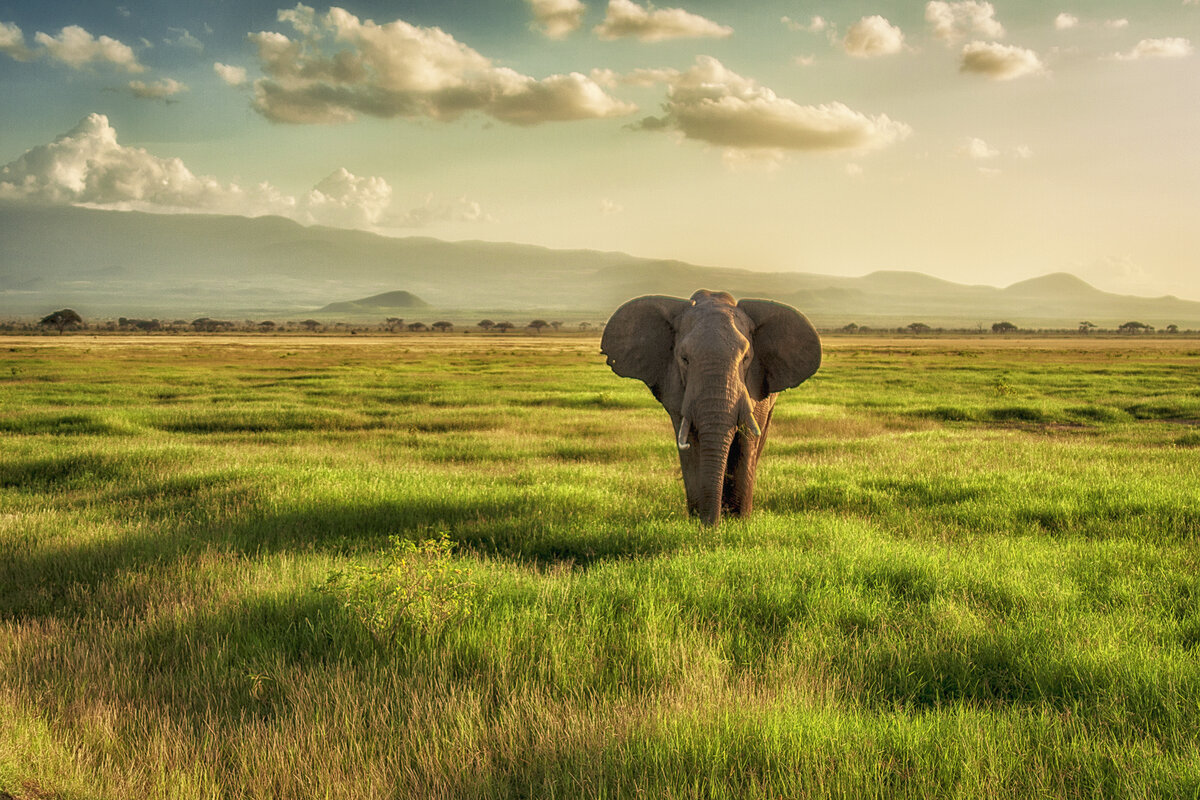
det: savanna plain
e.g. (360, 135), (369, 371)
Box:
(2, 333), (1199, 799)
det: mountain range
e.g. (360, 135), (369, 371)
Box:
(2, 203), (1199, 328)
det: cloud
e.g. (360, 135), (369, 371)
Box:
(1114, 37), (1194, 60)
(1054, 13), (1078, 30)
(843, 16), (905, 58)
(632, 56), (910, 157)
(0, 20), (32, 61)
(128, 78), (188, 100)
(1105, 19), (1129, 30)
(960, 41), (1045, 80)
(396, 194), (493, 226)
(594, 0), (732, 42)
(0, 114), (490, 231)
(248, 5), (635, 125)
(782, 16), (827, 34)
(33, 25), (144, 72)
(926, 1), (1005, 43)
(527, 0), (587, 39)
(305, 167), (392, 227)
(165, 27), (204, 52)
(214, 62), (248, 86)
(957, 137), (999, 159)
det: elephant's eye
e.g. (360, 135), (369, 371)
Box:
(679, 354), (689, 366)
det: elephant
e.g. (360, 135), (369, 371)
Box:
(601, 290), (821, 526)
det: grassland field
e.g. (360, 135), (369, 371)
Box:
(1, 333), (1199, 799)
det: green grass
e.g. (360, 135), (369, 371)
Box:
(2, 334), (1199, 798)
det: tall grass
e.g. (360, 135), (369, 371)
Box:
(1, 335), (1199, 798)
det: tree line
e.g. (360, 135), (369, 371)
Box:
(20, 310), (602, 335)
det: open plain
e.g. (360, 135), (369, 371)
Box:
(2, 333), (1199, 799)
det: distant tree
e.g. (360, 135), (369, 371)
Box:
(259, 321), (276, 332)
(1166, 324), (1179, 334)
(301, 319), (321, 332)
(477, 319), (495, 332)
(550, 321), (563, 331)
(906, 322), (931, 335)
(39, 308), (82, 334)
(840, 322), (859, 333)
(528, 319), (549, 334)
(1078, 321), (1096, 334)
(991, 321), (1018, 334)
(407, 322), (428, 332)
(577, 321), (591, 331)
(385, 317), (404, 332)
(495, 321), (514, 333)
(1118, 321), (1152, 334)
(432, 320), (454, 332)
(192, 317), (234, 332)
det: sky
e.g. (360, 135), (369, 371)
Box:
(1, 0), (1197, 299)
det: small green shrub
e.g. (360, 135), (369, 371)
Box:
(320, 533), (475, 641)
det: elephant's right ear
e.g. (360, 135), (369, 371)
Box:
(601, 295), (687, 394)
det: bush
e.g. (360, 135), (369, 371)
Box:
(319, 533), (475, 642)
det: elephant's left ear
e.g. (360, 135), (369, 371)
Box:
(739, 299), (822, 399)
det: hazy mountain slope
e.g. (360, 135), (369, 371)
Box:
(2, 203), (1199, 327)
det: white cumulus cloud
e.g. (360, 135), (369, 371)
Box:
(1114, 37), (1193, 60)
(128, 78), (187, 100)
(595, 0), (732, 42)
(632, 56), (910, 158)
(0, 20), (32, 61)
(248, 5), (635, 125)
(960, 41), (1045, 80)
(1055, 13), (1079, 30)
(782, 16), (827, 34)
(527, 0), (587, 39)
(214, 62), (248, 86)
(0, 114), (489, 232)
(926, 1), (1005, 43)
(957, 137), (999, 159)
(843, 16), (905, 58)
(33, 24), (144, 72)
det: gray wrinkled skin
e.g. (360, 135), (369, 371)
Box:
(601, 290), (821, 525)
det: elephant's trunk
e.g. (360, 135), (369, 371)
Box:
(697, 424), (736, 526)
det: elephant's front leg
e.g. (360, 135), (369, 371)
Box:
(724, 396), (776, 517)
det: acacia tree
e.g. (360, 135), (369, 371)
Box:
(407, 322), (428, 332)
(39, 309), (82, 334)
(1078, 321), (1096, 334)
(385, 317), (404, 332)
(495, 321), (514, 333)
(1118, 321), (1152, 334)
(991, 321), (1018, 333)
(527, 319), (549, 334)
(432, 321), (454, 332)
(477, 319), (495, 332)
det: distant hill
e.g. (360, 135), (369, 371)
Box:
(318, 290), (429, 314)
(2, 203), (1199, 328)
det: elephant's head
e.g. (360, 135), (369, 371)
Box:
(601, 290), (821, 525)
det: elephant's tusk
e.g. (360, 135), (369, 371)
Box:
(677, 417), (691, 450)
(738, 395), (762, 438)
